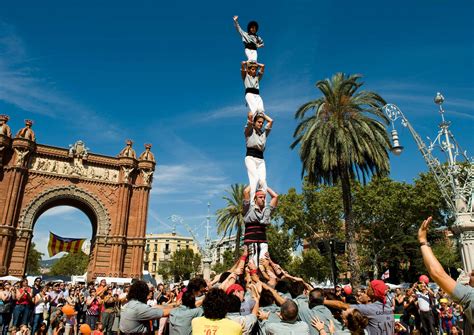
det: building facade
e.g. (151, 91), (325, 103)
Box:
(144, 232), (199, 281)
(210, 235), (237, 267)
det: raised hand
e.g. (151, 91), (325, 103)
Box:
(418, 216), (432, 244)
(233, 16), (238, 21)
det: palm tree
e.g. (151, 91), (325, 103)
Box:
(216, 183), (245, 260)
(291, 73), (391, 287)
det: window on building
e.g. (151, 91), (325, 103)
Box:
(186, 245), (189, 249)
(152, 264), (156, 272)
(177, 244), (181, 251)
(154, 244), (157, 252)
(165, 244), (169, 251)
(153, 254), (157, 261)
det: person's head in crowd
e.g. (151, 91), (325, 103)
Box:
(181, 290), (196, 309)
(289, 281), (306, 299)
(439, 298), (449, 310)
(127, 280), (149, 304)
(146, 290), (154, 301)
(202, 288), (229, 320)
(335, 285), (342, 296)
(18, 324), (30, 335)
(38, 321), (47, 335)
(226, 283), (245, 302)
(275, 279), (291, 294)
(20, 278), (29, 288)
(157, 283), (164, 292)
(89, 287), (97, 297)
(260, 289), (275, 307)
(451, 326), (461, 335)
(95, 322), (103, 331)
(187, 277), (207, 297)
(345, 294), (358, 304)
(53, 282), (61, 292)
(59, 282), (65, 291)
(309, 288), (325, 309)
(34, 277), (42, 287)
(325, 292), (343, 319)
(99, 279), (107, 287)
(227, 294), (242, 314)
(368, 280), (387, 304)
(280, 300), (299, 322)
(342, 309), (369, 335)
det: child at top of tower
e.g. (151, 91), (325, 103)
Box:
(241, 61), (265, 120)
(233, 16), (264, 62)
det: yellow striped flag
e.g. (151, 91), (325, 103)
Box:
(47, 232), (86, 257)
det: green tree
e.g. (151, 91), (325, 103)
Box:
(216, 184), (245, 259)
(291, 73), (390, 287)
(287, 249), (331, 282)
(266, 225), (295, 268)
(49, 252), (88, 276)
(26, 242), (44, 275)
(352, 174), (457, 282)
(212, 249), (235, 274)
(158, 249), (201, 282)
(274, 181), (344, 245)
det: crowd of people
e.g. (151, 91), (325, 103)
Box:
(0, 224), (473, 335)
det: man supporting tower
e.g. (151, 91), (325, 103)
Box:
(243, 185), (278, 270)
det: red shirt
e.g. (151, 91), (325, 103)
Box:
(17, 287), (32, 305)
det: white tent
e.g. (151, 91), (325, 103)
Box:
(0, 275), (22, 282)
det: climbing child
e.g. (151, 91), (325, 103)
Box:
(233, 16), (264, 62)
(241, 61), (265, 120)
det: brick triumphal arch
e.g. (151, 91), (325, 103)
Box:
(0, 116), (156, 279)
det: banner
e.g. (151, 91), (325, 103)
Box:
(47, 232), (86, 257)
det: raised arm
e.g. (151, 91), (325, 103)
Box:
(241, 61), (247, 80)
(244, 185), (251, 202)
(263, 114), (273, 129)
(418, 216), (457, 295)
(323, 299), (349, 310)
(233, 16), (244, 35)
(266, 187), (278, 208)
(244, 118), (254, 137)
(261, 282), (287, 306)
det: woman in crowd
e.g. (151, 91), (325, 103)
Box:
(0, 281), (14, 335)
(85, 288), (102, 330)
(31, 286), (48, 335)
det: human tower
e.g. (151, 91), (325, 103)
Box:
(233, 16), (278, 269)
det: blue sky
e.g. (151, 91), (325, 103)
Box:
(0, 1), (472, 259)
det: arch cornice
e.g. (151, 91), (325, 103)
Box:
(17, 185), (111, 238)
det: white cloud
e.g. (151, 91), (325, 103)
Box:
(0, 22), (120, 140)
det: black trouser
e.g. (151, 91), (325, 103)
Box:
(420, 310), (436, 335)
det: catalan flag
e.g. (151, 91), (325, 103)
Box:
(47, 232), (86, 257)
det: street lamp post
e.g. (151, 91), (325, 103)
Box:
(382, 93), (474, 271)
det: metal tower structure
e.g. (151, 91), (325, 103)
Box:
(168, 202), (213, 279)
(383, 93), (474, 271)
